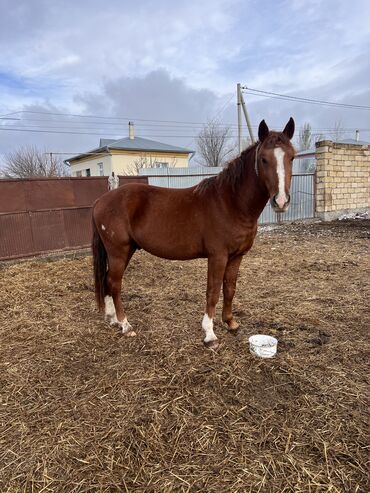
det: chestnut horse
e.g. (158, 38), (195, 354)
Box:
(92, 118), (295, 348)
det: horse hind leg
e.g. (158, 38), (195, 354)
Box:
(106, 245), (136, 336)
(104, 294), (118, 324)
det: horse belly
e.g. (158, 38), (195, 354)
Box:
(132, 218), (204, 260)
(136, 230), (203, 260)
(124, 187), (206, 260)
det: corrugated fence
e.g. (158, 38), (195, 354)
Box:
(1, 160), (315, 261)
(0, 176), (147, 261)
(140, 159), (316, 224)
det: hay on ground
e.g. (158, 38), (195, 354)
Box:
(0, 220), (369, 492)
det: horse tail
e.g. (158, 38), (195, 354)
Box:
(92, 214), (108, 311)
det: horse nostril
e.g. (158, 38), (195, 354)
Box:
(272, 194), (290, 210)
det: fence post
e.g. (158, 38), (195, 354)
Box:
(108, 172), (119, 191)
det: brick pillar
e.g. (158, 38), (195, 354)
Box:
(315, 140), (370, 221)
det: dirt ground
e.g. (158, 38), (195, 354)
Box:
(0, 220), (369, 493)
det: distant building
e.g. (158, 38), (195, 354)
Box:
(65, 122), (194, 176)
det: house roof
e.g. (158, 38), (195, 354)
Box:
(336, 138), (370, 146)
(296, 148), (315, 157)
(99, 138), (118, 147)
(296, 138), (370, 158)
(66, 136), (194, 164)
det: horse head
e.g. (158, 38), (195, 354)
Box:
(256, 118), (296, 213)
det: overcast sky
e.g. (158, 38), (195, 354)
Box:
(0, 0), (369, 161)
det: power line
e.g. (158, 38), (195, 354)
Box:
(3, 106), (370, 132)
(2, 118), (369, 133)
(4, 110), (233, 126)
(0, 126), (235, 138)
(2, 120), (235, 131)
(0, 125), (362, 141)
(243, 87), (370, 110)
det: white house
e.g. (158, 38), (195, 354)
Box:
(65, 122), (194, 176)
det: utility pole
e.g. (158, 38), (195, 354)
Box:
(237, 83), (242, 153)
(237, 84), (255, 151)
(240, 89), (255, 143)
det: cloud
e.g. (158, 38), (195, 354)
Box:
(78, 70), (218, 123)
(0, 71), (228, 159)
(0, 0), (369, 159)
(0, 0), (241, 101)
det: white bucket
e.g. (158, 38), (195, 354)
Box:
(249, 334), (278, 358)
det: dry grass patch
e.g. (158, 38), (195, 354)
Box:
(0, 220), (369, 492)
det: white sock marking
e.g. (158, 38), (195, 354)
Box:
(274, 147), (287, 208)
(104, 295), (118, 324)
(202, 314), (217, 343)
(105, 296), (135, 336)
(119, 317), (135, 335)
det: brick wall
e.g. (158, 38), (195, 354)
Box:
(315, 140), (370, 220)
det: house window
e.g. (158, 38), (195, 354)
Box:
(75, 170), (82, 177)
(85, 168), (91, 177)
(97, 162), (104, 176)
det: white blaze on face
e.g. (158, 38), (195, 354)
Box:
(274, 147), (287, 208)
(202, 313), (217, 343)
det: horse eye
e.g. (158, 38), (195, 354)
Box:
(261, 157), (268, 165)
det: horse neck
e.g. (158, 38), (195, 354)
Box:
(230, 146), (269, 222)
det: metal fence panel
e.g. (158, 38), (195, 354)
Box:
(0, 164), (315, 260)
(140, 161), (315, 225)
(63, 207), (93, 248)
(30, 210), (67, 252)
(139, 166), (222, 188)
(0, 176), (148, 260)
(0, 212), (34, 259)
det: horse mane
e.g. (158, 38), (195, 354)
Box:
(194, 142), (259, 195)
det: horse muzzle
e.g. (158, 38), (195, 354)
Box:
(271, 193), (291, 213)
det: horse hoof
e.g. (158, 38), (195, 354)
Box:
(124, 330), (136, 337)
(226, 319), (240, 332)
(204, 339), (219, 350)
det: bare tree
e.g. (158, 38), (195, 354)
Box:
(333, 120), (345, 142)
(299, 122), (326, 148)
(123, 155), (177, 176)
(299, 122), (312, 150)
(313, 132), (325, 144)
(196, 121), (233, 167)
(3, 146), (69, 178)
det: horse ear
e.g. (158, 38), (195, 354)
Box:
(283, 117), (295, 140)
(258, 120), (269, 142)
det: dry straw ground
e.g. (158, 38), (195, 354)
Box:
(0, 220), (369, 493)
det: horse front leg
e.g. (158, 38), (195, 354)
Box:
(222, 254), (243, 332)
(202, 255), (228, 349)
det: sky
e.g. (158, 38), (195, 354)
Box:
(0, 0), (369, 163)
